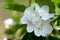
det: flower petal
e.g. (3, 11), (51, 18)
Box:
(24, 7), (37, 21)
(35, 3), (40, 12)
(35, 3), (41, 16)
(41, 14), (54, 20)
(24, 7), (35, 16)
(20, 16), (28, 24)
(41, 5), (49, 13)
(34, 28), (42, 37)
(41, 23), (53, 37)
(38, 5), (49, 17)
(27, 24), (34, 33)
(34, 19), (41, 28)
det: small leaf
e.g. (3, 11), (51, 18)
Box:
(15, 25), (26, 36)
(6, 4), (27, 12)
(5, 29), (15, 35)
(49, 34), (60, 40)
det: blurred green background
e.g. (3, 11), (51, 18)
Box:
(0, 0), (34, 39)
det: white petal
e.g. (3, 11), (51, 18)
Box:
(3, 37), (7, 40)
(24, 7), (35, 16)
(34, 28), (42, 37)
(20, 16), (28, 24)
(34, 19), (41, 28)
(35, 3), (41, 16)
(41, 14), (54, 20)
(4, 18), (13, 25)
(41, 24), (53, 37)
(35, 3), (40, 12)
(41, 5), (49, 13)
(38, 5), (49, 17)
(24, 7), (36, 21)
(27, 24), (34, 33)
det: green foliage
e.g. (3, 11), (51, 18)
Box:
(3, 3), (27, 12)
(52, 0), (60, 15)
(49, 36), (60, 40)
(56, 16), (60, 28)
(58, 3), (60, 8)
(22, 32), (60, 40)
(6, 4), (27, 12)
(52, 0), (60, 6)
(22, 32), (45, 40)
(15, 25), (26, 37)
(3, 0), (27, 12)
(55, 7), (60, 15)
(6, 0), (16, 5)
(5, 24), (27, 34)
(5, 29), (15, 35)
(5, 24), (27, 40)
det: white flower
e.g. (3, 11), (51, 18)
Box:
(20, 3), (54, 37)
(35, 4), (54, 20)
(3, 37), (7, 40)
(4, 18), (13, 29)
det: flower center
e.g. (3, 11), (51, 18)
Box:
(28, 13), (40, 24)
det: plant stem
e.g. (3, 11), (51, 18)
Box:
(45, 36), (49, 40)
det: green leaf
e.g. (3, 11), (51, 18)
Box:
(35, 0), (55, 13)
(52, 0), (60, 6)
(57, 16), (60, 26)
(56, 35), (60, 39)
(6, 4), (27, 12)
(49, 35), (60, 40)
(5, 24), (26, 35)
(15, 24), (26, 36)
(2, 0), (27, 12)
(6, 0), (16, 5)
(55, 7), (60, 15)
(58, 3), (60, 8)
(5, 29), (15, 35)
